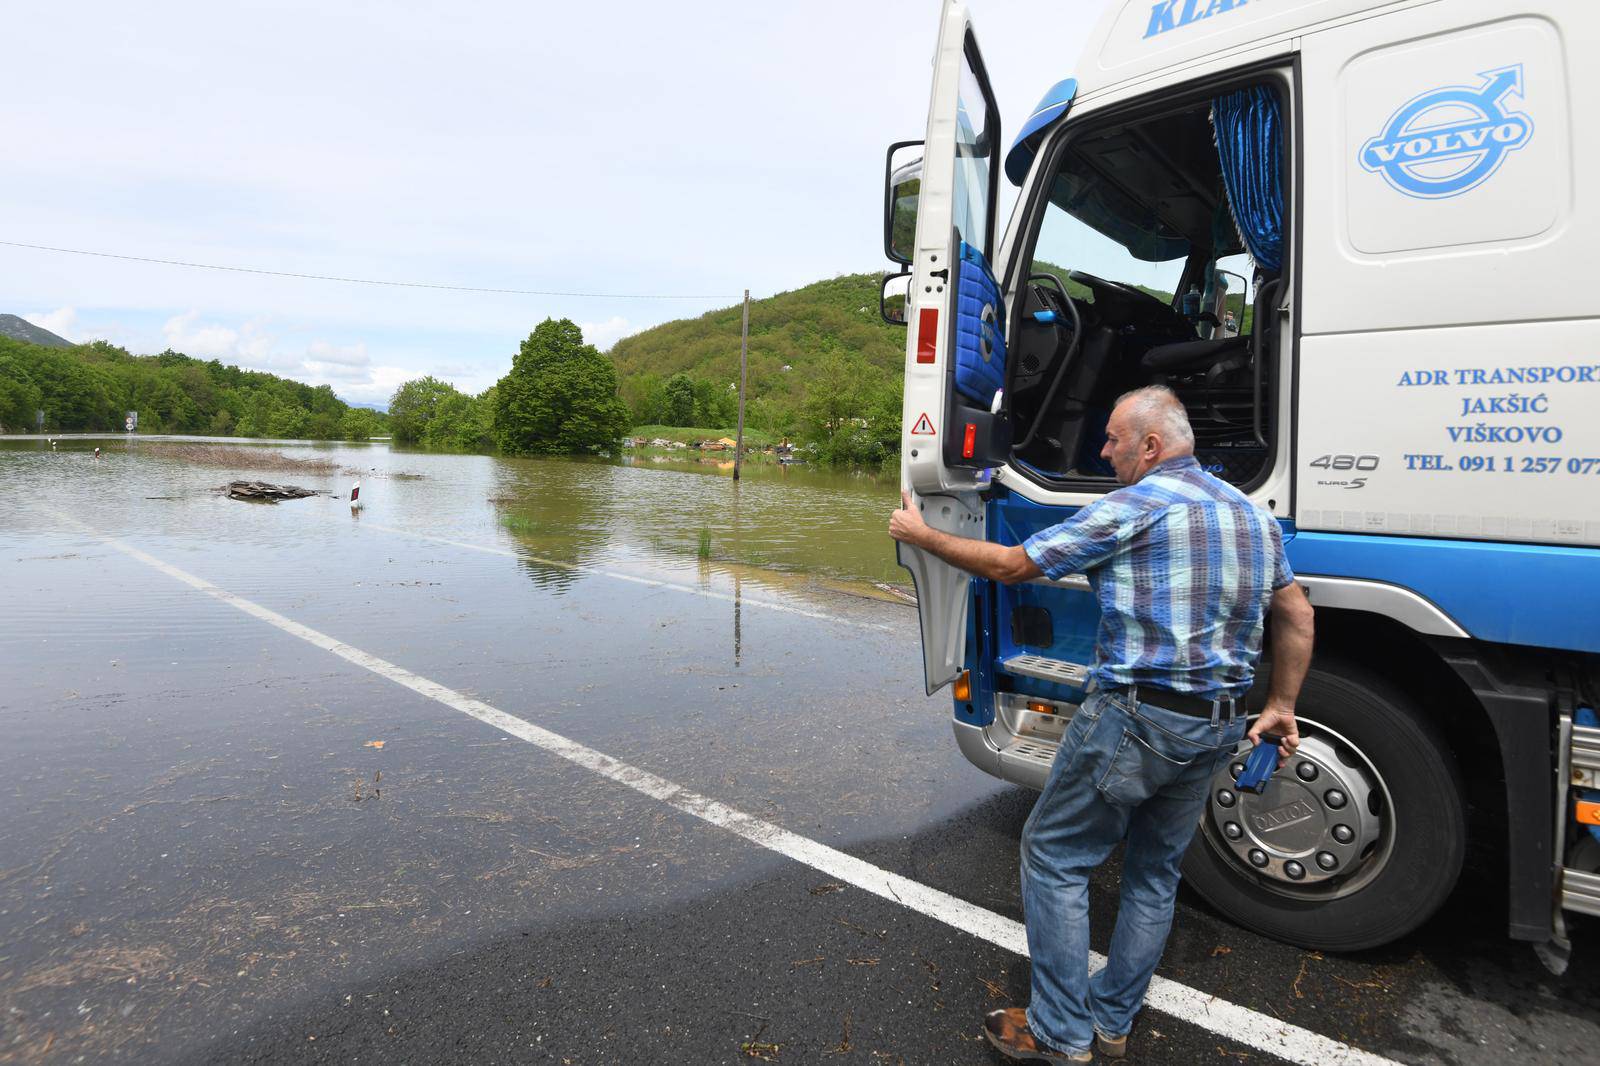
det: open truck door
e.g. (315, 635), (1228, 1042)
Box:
(885, 0), (1004, 695)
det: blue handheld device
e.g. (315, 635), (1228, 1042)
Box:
(1234, 738), (1280, 794)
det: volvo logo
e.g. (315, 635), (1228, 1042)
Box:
(1360, 66), (1533, 199)
(979, 303), (999, 362)
(1250, 799), (1316, 833)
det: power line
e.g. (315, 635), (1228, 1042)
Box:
(0, 239), (738, 301)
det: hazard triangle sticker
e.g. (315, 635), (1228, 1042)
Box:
(910, 412), (936, 436)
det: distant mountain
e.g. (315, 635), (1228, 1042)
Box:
(0, 314), (71, 349)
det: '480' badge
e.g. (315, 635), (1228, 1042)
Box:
(1359, 65), (1533, 199)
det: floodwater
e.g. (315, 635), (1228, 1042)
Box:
(0, 434), (976, 1062)
(7, 435), (1599, 1066)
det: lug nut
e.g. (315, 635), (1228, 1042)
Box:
(1331, 824), (1355, 845)
(1217, 789), (1237, 808)
(1316, 851), (1339, 871)
(1324, 789), (1347, 810)
(1224, 821), (1243, 840)
(1230, 763), (1245, 779)
(1296, 762), (1319, 782)
(1248, 849), (1269, 868)
(1284, 861), (1306, 880)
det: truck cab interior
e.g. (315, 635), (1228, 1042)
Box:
(1002, 83), (1286, 490)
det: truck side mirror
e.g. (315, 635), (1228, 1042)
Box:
(881, 272), (912, 326)
(883, 141), (924, 265)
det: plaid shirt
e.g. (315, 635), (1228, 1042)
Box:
(1022, 456), (1294, 699)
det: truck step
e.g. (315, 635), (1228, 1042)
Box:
(1002, 654), (1090, 686)
(999, 736), (1059, 766)
(1561, 867), (1600, 918)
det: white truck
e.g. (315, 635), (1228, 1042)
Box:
(882, 0), (1600, 967)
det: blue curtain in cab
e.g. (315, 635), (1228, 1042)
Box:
(1212, 86), (1283, 273)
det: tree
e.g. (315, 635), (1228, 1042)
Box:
(801, 349), (890, 466)
(340, 408), (382, 441)
(662, 372), (695, 426)
(423, 391), (492, 451)
(493, 318), (631, 455)
(388, 376), (459, 445)
(0, 353), (42, 432)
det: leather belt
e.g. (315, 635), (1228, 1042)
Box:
(1108, 683), (1238, 720)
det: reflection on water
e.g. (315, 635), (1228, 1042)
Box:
(0, 435), (907, 601)
(478, 449), (903, 588)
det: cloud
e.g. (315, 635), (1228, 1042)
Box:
(161, 310), (282, 366)
(580, 316), (634, 350)
(306, 338), (370, 367)
(24, 306), (78, 342)
(333, 365), (415, 407)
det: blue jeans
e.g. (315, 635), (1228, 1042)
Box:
(1020, 688), (1246, 1054)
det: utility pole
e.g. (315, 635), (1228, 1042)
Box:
(733, 288), (749, 481)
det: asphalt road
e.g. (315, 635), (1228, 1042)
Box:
(4, 495), (1599, 1065)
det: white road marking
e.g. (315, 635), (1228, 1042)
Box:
(56, 513), (1401, 1066)
(362, 522), (893, 631)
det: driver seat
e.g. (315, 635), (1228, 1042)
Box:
(1140, 334), (1249, 376)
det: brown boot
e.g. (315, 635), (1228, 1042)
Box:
(1094, 1029), (1127, 1059)
(982, 1008), (1093, 1064)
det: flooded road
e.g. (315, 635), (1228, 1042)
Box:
(3, 436), (1598, 1065)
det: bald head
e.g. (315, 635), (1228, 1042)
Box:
(1102, 385), (1194, 484)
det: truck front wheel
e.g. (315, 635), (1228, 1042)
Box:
(1180, 659), (1467, 951)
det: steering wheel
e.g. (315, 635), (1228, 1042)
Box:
(1066, 269), (1169, 310)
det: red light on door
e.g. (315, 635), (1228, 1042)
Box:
(962, 422), (977, 459)
(917, 308), (938, 363)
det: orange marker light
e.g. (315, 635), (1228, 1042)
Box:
(1027, 700), (1053, 716)
(952, 670), (971, 702)
(1578, 800), (1600, 827)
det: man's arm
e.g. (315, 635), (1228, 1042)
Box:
(1248, 582), (1315, 764)
(888, 491), (1042, 585)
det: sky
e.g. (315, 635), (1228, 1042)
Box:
(4, 1), (1105, 407)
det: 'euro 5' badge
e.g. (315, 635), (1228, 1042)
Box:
(1359, 66), (1533, 200)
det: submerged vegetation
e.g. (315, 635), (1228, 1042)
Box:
(143, 443), (343, 475)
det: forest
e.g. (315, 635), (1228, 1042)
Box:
(0, 335), (387, 440)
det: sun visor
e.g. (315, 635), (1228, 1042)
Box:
(1005, 78), (1078, 186)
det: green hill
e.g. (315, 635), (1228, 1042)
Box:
(609, 273), (904, 424)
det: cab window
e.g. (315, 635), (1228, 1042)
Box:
(953, 38), (998, 257)
(1009, 82), (1287, 489)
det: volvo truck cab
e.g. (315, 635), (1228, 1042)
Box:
(884, 0), (1600, 963)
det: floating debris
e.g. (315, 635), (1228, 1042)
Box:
(218, 481), (319, 502)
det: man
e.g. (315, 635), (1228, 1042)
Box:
(888, 385), (1314, 1064)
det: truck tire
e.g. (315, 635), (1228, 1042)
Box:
(1180, 659), (1467, 951)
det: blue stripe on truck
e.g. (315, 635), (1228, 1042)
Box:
(1288, 531), (1600, 654)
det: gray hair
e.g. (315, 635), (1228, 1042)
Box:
(1114, 384), (1195, 453)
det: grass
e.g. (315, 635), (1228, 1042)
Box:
(502, 515), (536, 535)
(144, 443), (341, 475)
(697, 526), (712, 559)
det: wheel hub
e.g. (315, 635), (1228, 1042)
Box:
(1206, 731), (1384, 889)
